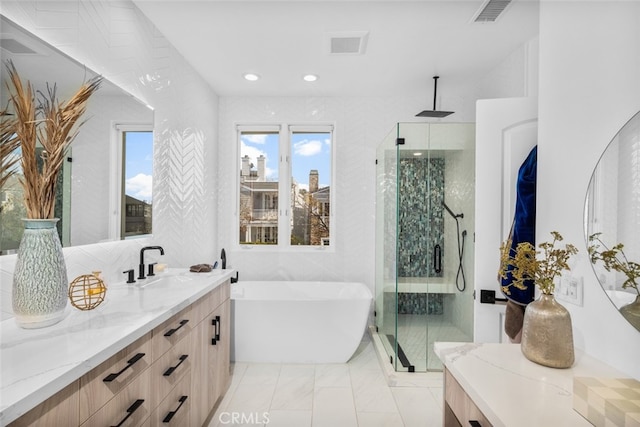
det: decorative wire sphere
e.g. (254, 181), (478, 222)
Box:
(68, 272), (106, 311)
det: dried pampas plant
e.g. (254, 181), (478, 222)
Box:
(0, 109), (20, 190)
(2, 60), (102, 219)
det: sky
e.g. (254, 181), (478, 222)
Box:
(124, 131), (154, 203)
(240, 131), (331, 189)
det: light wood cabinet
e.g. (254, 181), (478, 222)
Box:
(81, 368), (152, 427)
(79, 333), (152, 423)
(8, 381), (79, 427)
(9, 280), (231, 427)
(151, 332), (192, 408)
(444, 368), (492, 427)
(152, 306), (194, 362)
(151, 369), (191, 427)
(191, 280), (231, 427)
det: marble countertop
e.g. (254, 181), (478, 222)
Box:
(434, 342), (625, 427)
(0, 268), (235, 425)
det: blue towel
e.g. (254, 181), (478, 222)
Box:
(501, 145), (537, 306)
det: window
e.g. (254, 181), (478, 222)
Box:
(113, 125), (153, 239)
(237, 124), (333, 248)
(0, 145), (70, 253)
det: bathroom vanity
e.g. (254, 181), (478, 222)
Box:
(0, 269), (233, 426)
(435, 342), (627, 426)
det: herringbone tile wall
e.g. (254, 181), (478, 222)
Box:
(0, 0), (218, 320)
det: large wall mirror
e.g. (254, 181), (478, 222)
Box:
(585, 110), (640, 331)
(0, 15), (154, 254)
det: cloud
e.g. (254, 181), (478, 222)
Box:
(126, 173), (153, 202)
(242, 134), (268, 144)
(293, 139), (323, 156)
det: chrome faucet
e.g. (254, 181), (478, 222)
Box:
(139, 246), (164, 279)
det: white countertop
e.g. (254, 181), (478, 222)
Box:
(0, 268), (234, 425)
(434, 342), (625, 427)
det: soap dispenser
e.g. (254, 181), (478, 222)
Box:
(221, 248), (226, 270)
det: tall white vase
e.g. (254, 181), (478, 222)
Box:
(12, 219), (68, 328)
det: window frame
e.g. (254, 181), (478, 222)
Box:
(109, 123), (154, 241)
(235, 123), (335, 252)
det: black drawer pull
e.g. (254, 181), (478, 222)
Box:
(103, 353), (145, 382)
(469, 421), (482, 427)
(163, 396), (188, 423)
(164, 319), (189, 337)
(211, 315), (221, 345)
(111, 399), (144, 427)
(163, 354), (188, 376)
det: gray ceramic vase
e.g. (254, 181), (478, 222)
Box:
(12, 219), (68, 328)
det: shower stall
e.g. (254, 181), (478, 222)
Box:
(375, 122), (475, 372)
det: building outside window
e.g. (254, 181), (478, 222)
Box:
(238, 125), (333, 248)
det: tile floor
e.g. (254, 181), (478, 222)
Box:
(208, 334), (444, 427)
(396, 314), (471, 371)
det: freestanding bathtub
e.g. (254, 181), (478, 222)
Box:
(231, 281), (372, 363)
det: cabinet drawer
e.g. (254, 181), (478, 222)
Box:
(444, 368), (492, 427)
(9, 381), (79, 427)
(81, 368), (151, 427)
(79, 333), (152, 423)
(150, 370), (191, 427)
(151, 332), (192, 407)
(152, 306), (193, 361)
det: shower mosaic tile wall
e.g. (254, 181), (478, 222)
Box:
(397, 292), (444, 315)
(396, 157), (445, 315)
(398, 157), (445, 278)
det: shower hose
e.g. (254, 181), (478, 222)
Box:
(454, 219), (467, 292)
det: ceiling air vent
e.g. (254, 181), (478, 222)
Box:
(472, 0), (512, 23)
(0, 37), (38, 55)
(328, 31), (369, 55)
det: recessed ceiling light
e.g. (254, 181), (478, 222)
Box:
(243, 73), (260, 81)
(303, 74), (318, 82)
(413, 152), (423, 156)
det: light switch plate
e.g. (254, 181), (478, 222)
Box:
(556, 275), (584, 306)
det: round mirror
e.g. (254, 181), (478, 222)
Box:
(585, 111), (640, 331)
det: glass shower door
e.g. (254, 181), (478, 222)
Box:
(375, 125), (399, 370)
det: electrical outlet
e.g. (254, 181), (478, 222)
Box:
(556, 275), (584, 306)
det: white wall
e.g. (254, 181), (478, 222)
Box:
(0, 0), (218, 320)
(537, 1), (640, 378)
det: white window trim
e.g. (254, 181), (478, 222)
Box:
(235, 123), (336, 252)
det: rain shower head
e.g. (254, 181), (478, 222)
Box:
(416, 76), (454, 118)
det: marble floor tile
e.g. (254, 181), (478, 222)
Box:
(224, 383), (277, 413)
(239, 363), (281, 386)
(357, 411), (406, 427)
(314, 363), (351, 388)
(265, 410), (312, 427)
(270, 371), (314, 411)
(391, 386), (443, 427)
(209, 338), (446, 427)
(312, 387), (358, 427)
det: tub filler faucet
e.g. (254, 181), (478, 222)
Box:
(139, 246), (164, 280)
